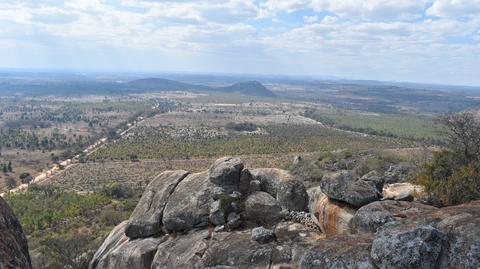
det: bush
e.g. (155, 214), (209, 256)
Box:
(415, 150), (480, 206)
(100, 182), (133, 199)
(225, 122), (257, 132)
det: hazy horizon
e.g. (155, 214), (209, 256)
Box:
(1, 0), (479, 86)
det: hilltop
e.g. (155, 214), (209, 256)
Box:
(215, 81), (275, 97)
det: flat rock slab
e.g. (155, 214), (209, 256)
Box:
(320, 170), (380, 207)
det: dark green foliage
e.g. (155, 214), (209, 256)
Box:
(225, 122), (257, 132)
(100, 182), (134, 199)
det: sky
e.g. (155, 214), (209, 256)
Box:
(0, 0), (479, 86)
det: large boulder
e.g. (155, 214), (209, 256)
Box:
(244, 191), (283, 226)
(320, 170), (381, 207)
(251, 168), (308, 211)
(208, 157), (244, 190)
(351, 200), (435, 234)
(371, 225), (446, 269)
(163, 171), (213, 232)
(125, 170), (189, 239)
(0, 196), (32, 269)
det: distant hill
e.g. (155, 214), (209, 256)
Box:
(215, 81), (275, 97)
(124, 78), (210, 91)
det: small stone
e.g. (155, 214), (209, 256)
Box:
(251, 227), (276, 244)
(214, 225), (225, 233)
(227, 212), (241, 229)
(229, 191), (242, 199)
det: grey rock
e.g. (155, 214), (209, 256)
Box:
(0, 196), (32, 269)
(210, 200), (225, 226)
(320, 170), (380, 207)
(251, 227), (276, 244)
(249, 180), (261, 192)
(90, 221), (165, 269)
(244, 191), (283, 225)
(209, 157), (244, 188)
(299, 234), (376, 269)
(360, 170), (384, 193)
(163, 171), (213, 232)
(227, 212), (241, 229)
(152, 230), (207, 268)
(251, 168), (308, 211)
(125, 170), (189, 239)
(371, 225), (445, 269)
(239, 168), (253, 194)
(351, 200), (435, 234)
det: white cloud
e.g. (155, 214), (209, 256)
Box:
(427, 0), (480, 17)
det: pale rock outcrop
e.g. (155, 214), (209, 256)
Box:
(125, 170), (189, 238)
(162, 171), (213, 232)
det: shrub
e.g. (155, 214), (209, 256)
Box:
(415, 150), (480, 206)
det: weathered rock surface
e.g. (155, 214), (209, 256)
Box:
(351, 200), (435, 234)
(209, 157), (244, 189)
(125, 170), (189, 239)
(0, 196), (32, 269)
(251, 168), (308, 211)
(251, 227), (276, 244)
(308, 186), (356, 234)
(320, 170), (381, 207)
(300, 234), (376, 269)
(371, 225), (445, 269)
(90, 157), (480, 269)
(163, 171), (213, 231)
(244, 191), (283, 225)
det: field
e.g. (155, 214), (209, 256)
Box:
(304, 108), (444, 143)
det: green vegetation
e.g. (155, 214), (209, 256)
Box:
(89, 124), (414, 161)
(4, 184), (111, 233)
(4, 184), (138, 268)
(304, 109), (444, 143)
(415, 112), (480, 206)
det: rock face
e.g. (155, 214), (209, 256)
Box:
(163, 171), (213, 231)
(244, 191), (283, 225)
(90, 157), (480, 269)
(371, 225), (445, 269)
(320, 170), (382, 207)
(208, 157), (244, 190)
(308, 186), (356, 235)
(350, 200), (435, 234)
(125, 170), (189, 238)
(0, 196), (32, 269)
(251, 168), (308, 211)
